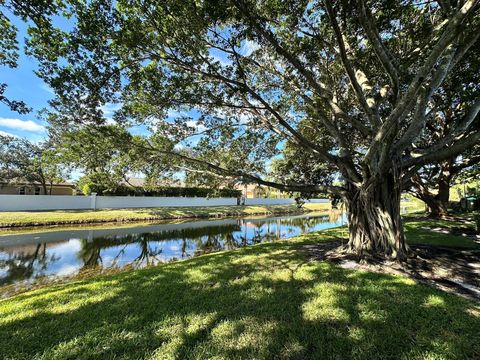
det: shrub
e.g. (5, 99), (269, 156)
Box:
(84, 184), (241, 198)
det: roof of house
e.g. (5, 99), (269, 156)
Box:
(122, 177), (185, 187)
(0, 181), (75, 188)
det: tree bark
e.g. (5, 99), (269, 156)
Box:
(346, 172), (407, 260)
(41, 182), (48, 195)
(422, 176), (450, 218)
(412, 163), (452, 218)
(425, 196), (449, 218)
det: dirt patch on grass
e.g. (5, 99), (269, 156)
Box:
(301, 240), (480, 302)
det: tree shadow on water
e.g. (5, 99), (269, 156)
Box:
(0, 242), (479, 359)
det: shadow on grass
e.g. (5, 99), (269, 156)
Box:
(1, 240), (479, 359)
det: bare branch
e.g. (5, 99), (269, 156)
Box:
(325, 0), (381, 127)
(233, 0), (373, 137)
(145, 144), (346, 196)
(356, 0), (400, 101)
(403, 129), (480, 168)
(392, 45), (456, 154)
(365, 0), (478, 166)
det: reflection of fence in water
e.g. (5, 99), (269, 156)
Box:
(0, 213), (345, 286)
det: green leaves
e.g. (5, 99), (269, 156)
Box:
(17, 0), (480, 196)
(0, 134), (68, 190)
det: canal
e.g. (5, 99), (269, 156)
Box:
(0, 211), (346, 286)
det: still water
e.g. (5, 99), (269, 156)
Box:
(0, 211), (346, 286)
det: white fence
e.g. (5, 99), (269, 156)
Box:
(0, 194), (329, 211)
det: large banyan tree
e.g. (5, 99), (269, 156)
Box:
(28, 0), (480, 259)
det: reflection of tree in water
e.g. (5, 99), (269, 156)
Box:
(238, 214), (336, 242)
(78, 224), (241, 270)
(0, 214), (343, 284)
(78, 233), (162, 270)
(0, 243), (58, 285)
(133, 235), (163, 267)
(194, 215), (339, 253)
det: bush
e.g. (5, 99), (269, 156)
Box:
(83, 184), (242, 198)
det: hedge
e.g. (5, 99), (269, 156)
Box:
(87, 185), (242, 198)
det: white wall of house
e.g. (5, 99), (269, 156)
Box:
(0, 194), (329, 211)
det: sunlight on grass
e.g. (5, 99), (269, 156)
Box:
(0, 215), (479, 359)
(404, 222), (478, 248)
(1, 235), (479, 359)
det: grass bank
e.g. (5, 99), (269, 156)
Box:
(1, 223), (478, 359)
(404, 212), (479, 248)
(0, 203), (329, 228)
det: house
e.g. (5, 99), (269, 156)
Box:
(234, 183), (284, 198)
(0, 181), (76, 195)
(122, 177), (185, 188)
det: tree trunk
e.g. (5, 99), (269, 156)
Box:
(41, 182), (48, 195)
(414, 170), (451, 218)
(346, 173), (407, 260)
(422, 194), (449, 218)
(433, 175), (450, 217)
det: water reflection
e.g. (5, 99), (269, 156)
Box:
(0, 211), (346, 285)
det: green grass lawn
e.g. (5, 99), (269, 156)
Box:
(1, 225), (479, 359)
(404, 213), (479, 249)
(0, 203), (330, 228)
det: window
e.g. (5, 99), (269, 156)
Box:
(34, 187), (41, 195)
(18, 186), (26, 195)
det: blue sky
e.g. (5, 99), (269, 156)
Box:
(0, 10), (54, 142)
(0, 10), (268, 181)
(0, 11), (260, 144)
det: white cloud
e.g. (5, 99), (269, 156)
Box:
(167, 109), (190, 118)
(0, 118), (45, 133)
(213, 109), (251, 124)
(0, 130), (17, 137)
(186, 120), (206, 131)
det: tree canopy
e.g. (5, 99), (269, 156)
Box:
(0, 134), (68, 194)
(0, 0), (65, 113)
(22, 0), (480, 258)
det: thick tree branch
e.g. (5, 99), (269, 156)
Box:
(365, 0), (478, 167)
(233, 0), (373, 137)
(144, 144), (346, 196)
(356, 0), (400, 101)
(392, 45), (456, 155)
(403, 129), (480, 168)
(325, 0), (380, 127)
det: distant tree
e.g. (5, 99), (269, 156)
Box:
(407, 45), (480, 217)
(28, 1), (480, 259)
(51, 124), (178, 194)
(0, 134), (68, 194)
(409, 149), (480, 217)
